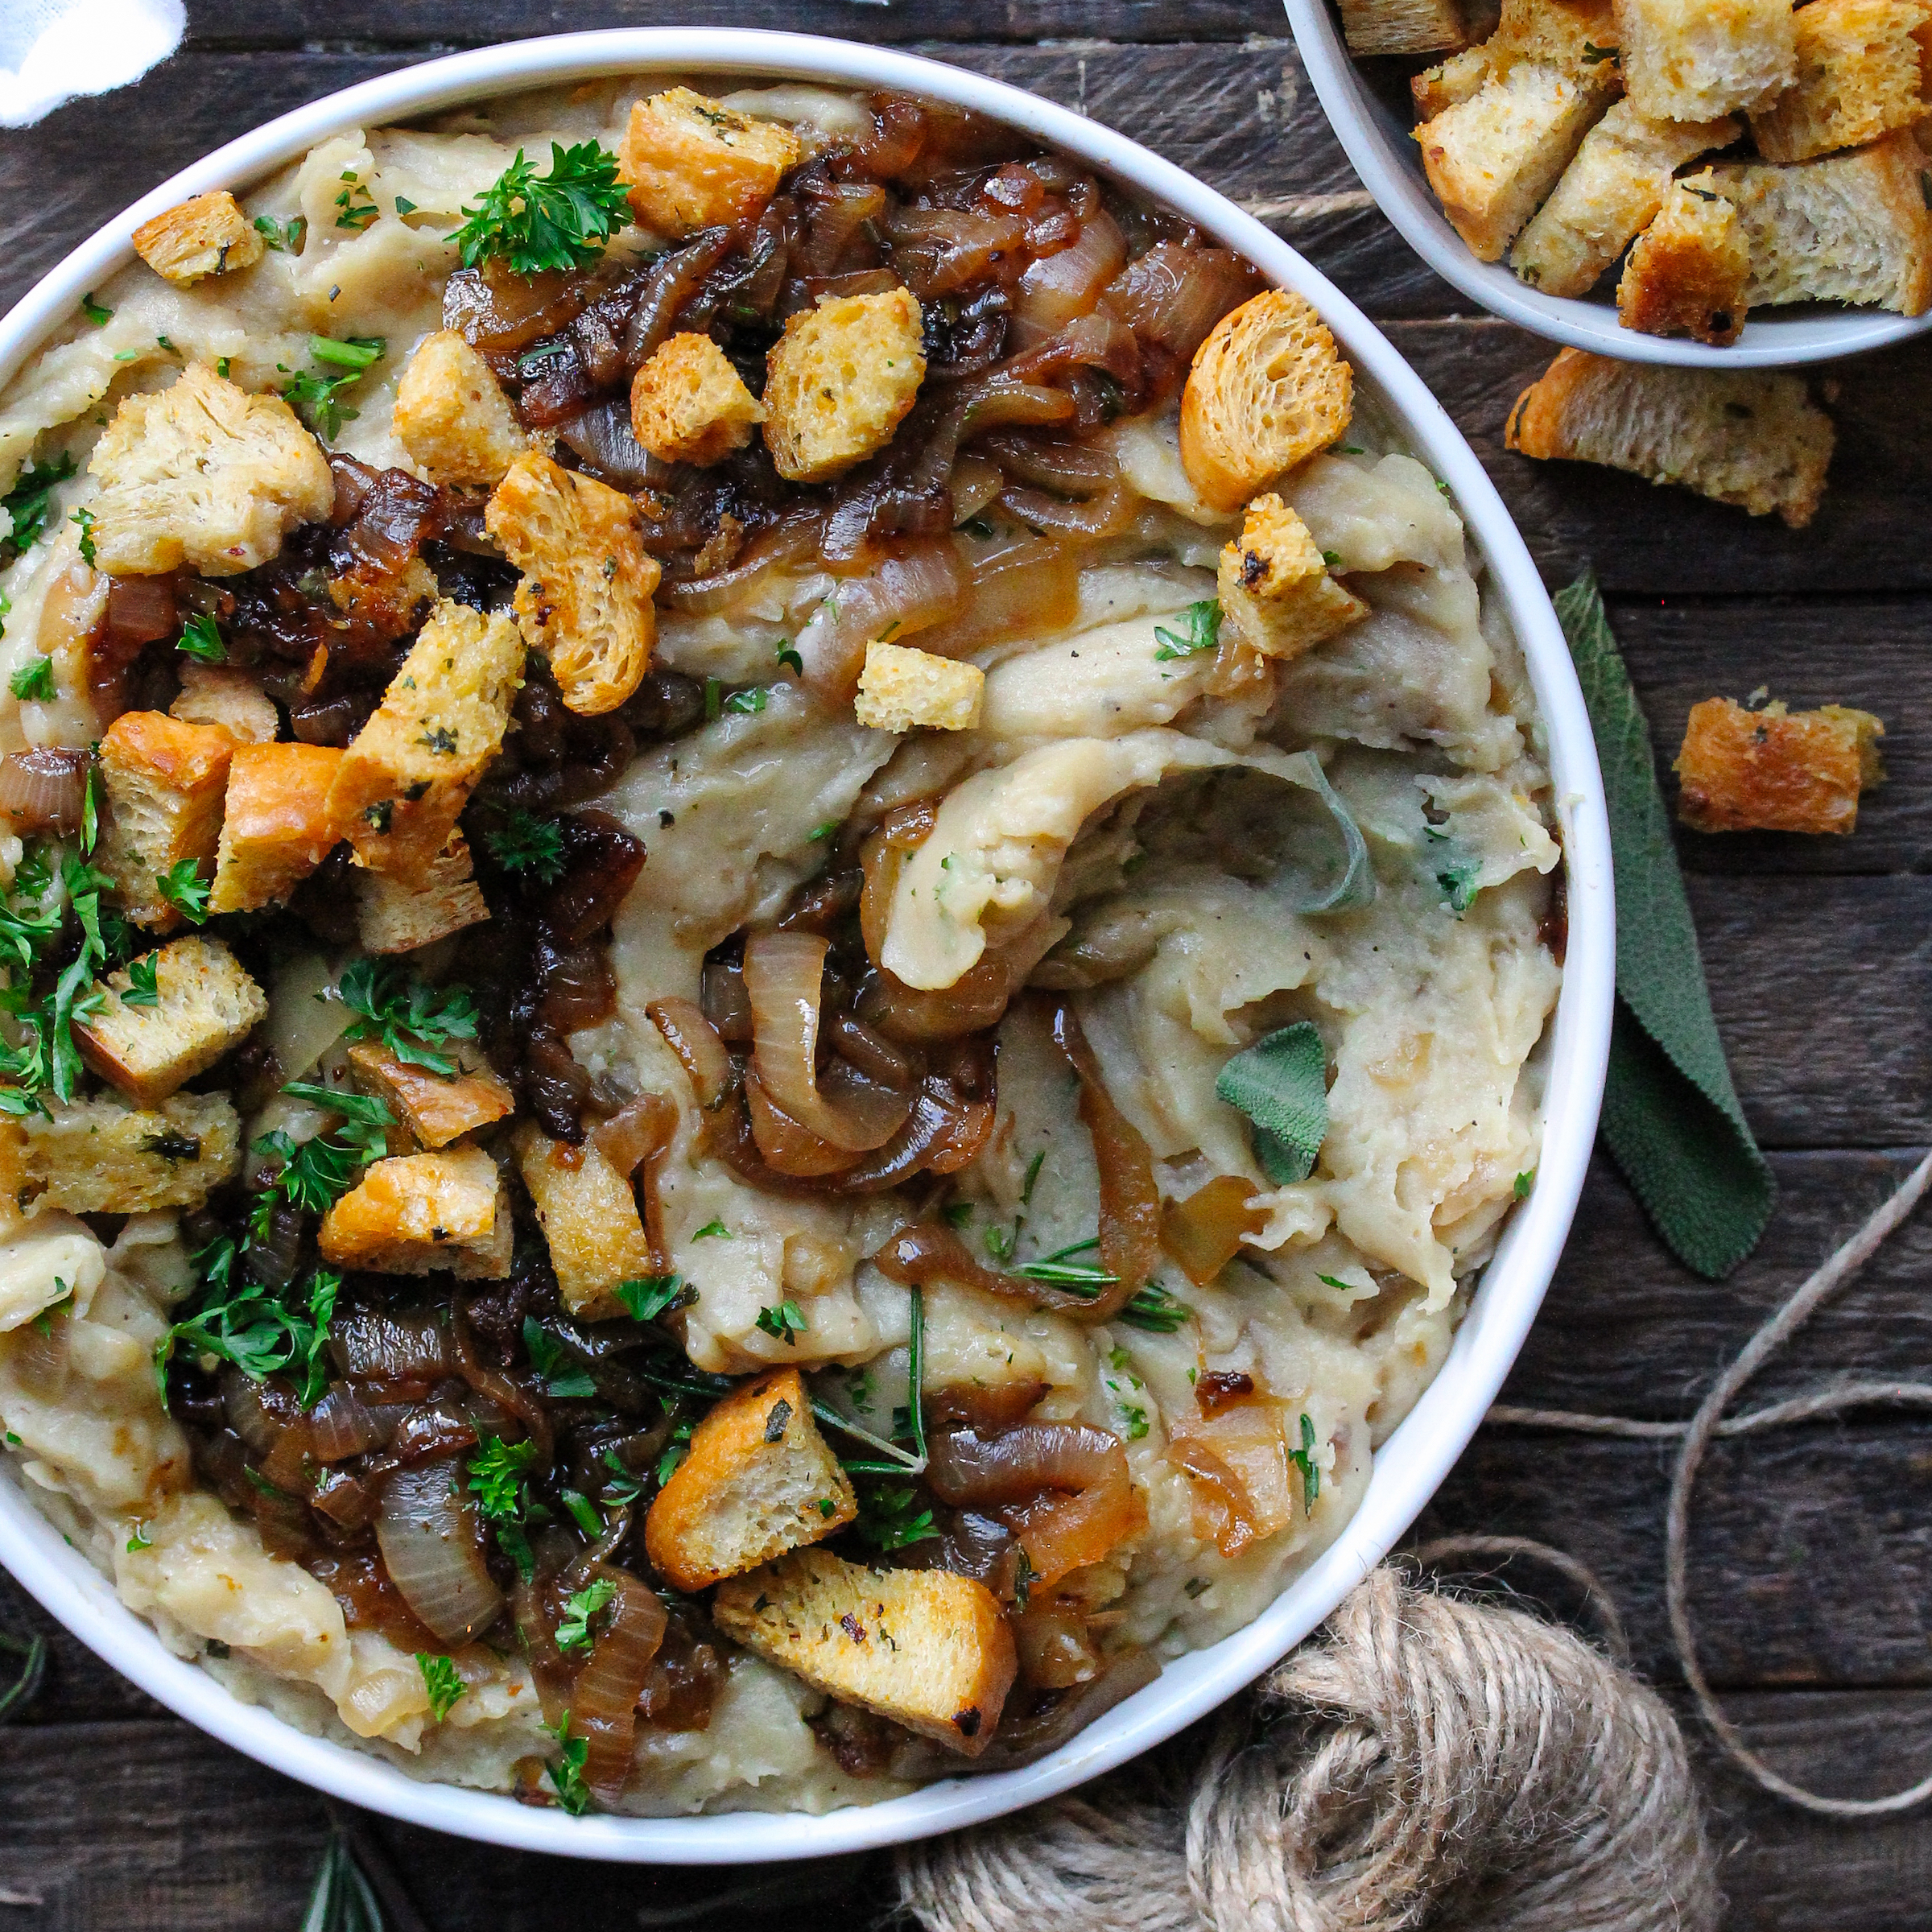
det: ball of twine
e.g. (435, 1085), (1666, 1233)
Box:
(896, 1563), (1719, 1932)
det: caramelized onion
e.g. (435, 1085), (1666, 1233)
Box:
(624, 230), (735, 367)
(375, 1456), (503, 1644)
(877, 1223), (1109, 1319)
(1053, 1003), (1161, 1318)
(661, 509), (824, 619)
(1013, 1592), (1103, 1687)
(1160, 1176), (1265, 1288)
(589, 1092), (676, 1182)
(451, 1302), (552, 1463)
(1011, 210), (1127, 348)
(300, 1384), (396, 1462)
(0, 748), (89, 835)
(959, 380), (1076, 434)
(794, 539), (967, 704)
(444, 261), (591, 353)
(1167, 1436), (1265, 1558)
(918, 525), (1081, 658)
(745, 1074), (858, 1176)
(572, 1566), (668, 1801)
(102, 574), (178, 650)
(647, 997), (734, 1113)
(997, 477), (1134, 540)
(1101, 242), (1260, 358)
(557, 398), (667, 491)
(886, 205), (1027, 299)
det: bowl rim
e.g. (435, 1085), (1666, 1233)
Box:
(1282, 0), (1932, 369)
(0, 27), (1615, 1864)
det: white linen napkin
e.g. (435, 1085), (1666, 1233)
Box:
(0, 0), (185, 128)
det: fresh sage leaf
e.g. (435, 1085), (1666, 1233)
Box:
(1216, 1021), (1328, 1184)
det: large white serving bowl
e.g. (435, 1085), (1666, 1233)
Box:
(0, 27), (1614, 1863)
(1283, 0), (1932, 367)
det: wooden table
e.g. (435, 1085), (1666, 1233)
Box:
(5, 4), (1931, 1926)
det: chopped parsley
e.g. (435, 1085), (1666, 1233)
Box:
(176, 612), (227, 664)
(754, 1298), (807, 1346)
(1290, 1411), (1321, 1507)
(80, 294), (113, 326)
(774, 642), (803, 675)
(522, 1317), (597, 1400)
(691, 1218), (729, 1241)
(0, 852), (124, 1108)
(616, 1273), (693, 1323)
(448, 141), (632, 277)
(122, 955), (161, 1008)
(482, 807), (565, 882)
(332, 956), (480, 1075)
(723, 686), (769, 716)
(703, 677), (723, 723)
(253, 214), (307, 252)
(70, 506), (96, 567)
(1514, 1169), (1535, 1199)
(1153, 599), (1222, 663)
(8, 656), (54, 701)
(468, 1434), (544, 1579)
(31, 1283), (72, 1337)
(561, 1488), (602, 1537)
(417, 1652), (464, 1721)
(282, 338), (386, 442)
(333, 173), (379, 231)
(157, 1243), (341, 1409)
(126, 1524), (152, 1552)
(250, 1081), (394, 1222)
(855, 1481), (937, 1551)
(394, 196), (419, 217)
(155, 860), (211, 925)
(1436, 859), (1482, 914)
(1, 453), (76, 563)
(1122, 1406), (1150, 1441)
(543, 1711), (592, 1814)
(555, 1579), (617, 1656)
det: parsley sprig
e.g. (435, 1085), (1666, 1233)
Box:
(1, 454), (77, 564)
(0, 852), (125, 1109)
(555, 1578), (617, 1656)
(1153, 599), (1222, 663)
(416, 1652), (464, 1722)
(543, 1711), (592, 1814)
(331, 957), (479, 1075)
(281, 337), (386, 442)
(853, 1481), (937, 1552)
(250, 1080), (394, 1227)
(448, 142), (632, 277)
(157, 1238), (341, 1409)
(468, 1435), (546, 1579)
(482, 807), (565, 883)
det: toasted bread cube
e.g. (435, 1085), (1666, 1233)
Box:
(0, 1092), (241, 1214)
(168, 664), (279, 745)
(1612, 0), (1797, 117)
(355, 835), (489, 955)
(1179, 291), (1353, 513)
(713, 1551), (1018, 1755)
(762, 289), (926, 485)
(317, 1145), (510, 1278)
(393, 329), (530, 488)
(208, 742), (344, 915)
(1490, 0), (1623, 71)
(853, 642), (985, 733)
(1698, 135), (1932, 315)
(644, 1368), (857, 1591)
(73, 936), (266, 1106)
(484, 456), (657, 718)
(1505, 347), (1835, 527)
(1616, 183), (1751, 343)
(97, 712), (233, 930)
(1417, 63), (1616, 263)
(131, 192), (265, 286)
(1674, 696), (1884, 833)
(1216, 495), (1368, 662)
(514, 1122), (657, 1320)
(327, 601), (522, 884)
(1340, 0), (1474, 54)
(1752, 0), (1932, 162)
(620, 87), (802, 237)
(1415, 47), (1499, 116)
(85, 365), (332, 577)
(630, 332), (766, 467)
(1510, 101), (1737, 295)
(345, 1039), (513, 1151)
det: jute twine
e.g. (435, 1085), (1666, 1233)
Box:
(897, 1149), (1932, 1931)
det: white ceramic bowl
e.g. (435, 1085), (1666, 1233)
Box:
(0, 28), (1615, 1863)
(1283, 0), (1932, 367)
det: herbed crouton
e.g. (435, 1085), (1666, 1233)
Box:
(644, 1368), (857, 1591)
(484, 455), (657, 718)
(1612, 0), (1798, 118)
(712, 1550), (1018, 1755)
(854, 642), (985, 733)
(762, 289), (927, 485)
(1616, 183), (1751, 342)
(1179, 291), (1353, 512)
(0, 1092), (241, 1214)
(1415, 46), (1499, 117)
(355, 836), (489, 955)
(317, 1145), (510, 1278)
(208, 742), (345, 915)
(131, 191), (265, 286)
(393, 330), (530, 487)
(1505, 347), (1835, 526)
(1752, 0), (1932, 162)
(1674, 696), (1884, 832)
(630, 332), (766, 467)
(1416, 63), (1617, 262)
(1216, 495), (1368, 662)
(620, 87), (803, 237)
(1697, 134), (1932, 315)
(85, 365), (333, 577)
(1340, 0), (1475, 54)
(327, 601), (522, 884)
(1489, 0), (1623, 72)
(1510, 101), (1737, 295)
(168, 663), (279, 745)
(514, 1122), (657, 1320)
(345, 1039), (512, 1151)
(97, 711), (233, 930)
(73, 936), (266, 1106)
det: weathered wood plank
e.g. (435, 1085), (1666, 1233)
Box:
(0, 1567), (163, 1726)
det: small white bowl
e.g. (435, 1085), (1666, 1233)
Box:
(0, 28), (1615, 1863)
(1283, 0), (1932, 367)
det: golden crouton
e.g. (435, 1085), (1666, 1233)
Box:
(1216, 495), (1368, 662)
(1751, 0), (1932, 162)
(644, 1368), (857, 1591)
(0, 1092), (241, 1215)
(484, 455), (657, 718)
(1414, 45), (1498, 116)
(1488, 0), (1622, 72)
(327, 601), (522, 884)
(1505, 348), (1835, 527)
(73, 936), (266, 1106)
(1611, 0), (1797, 118)
(1674, 696), (1885, 833)
(514, 1122), (657, 1320)
(762, 289), (926, 485)
(208, 742), (345, 915)
(1179, 291), (1354, 513)
(168, 663), (280, 745)
(317, 1145), (510, 1278)
(712, 1551), (1018, 1755)
(131, 192), (265, 286)
(85, 365), (333, 577)
(853, 642), (985, 733)
(345, 1038), (514, 1150)
(620, 87), (802, 237)
(392, 329), (530, 487)
(1340, 0), (1475, 53)
(630, 332), (766, 467)
(1616, 183), (1750, 343)
(97, 712), (233, 930)
(355, 836), (489, 955)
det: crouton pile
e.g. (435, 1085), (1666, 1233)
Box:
(1347, 0), (1932, 338)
